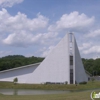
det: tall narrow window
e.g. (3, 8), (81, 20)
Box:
(69, 33), (73, 55)
(69, 33), (74, 84)
(70, 56), (73, 65)
(70, 69), (73, 84)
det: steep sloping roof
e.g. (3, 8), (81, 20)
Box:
(0, 62), (41, 73)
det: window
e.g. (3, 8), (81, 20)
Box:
(70, 69), (73, 84)
(70, 56), (73, 65)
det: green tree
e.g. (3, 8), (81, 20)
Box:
(0, 55), (44, 71)
(13, 77), (18, 84)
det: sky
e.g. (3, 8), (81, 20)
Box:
(0, 0), (100, 59)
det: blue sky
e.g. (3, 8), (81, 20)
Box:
(0, 0), (100, 58)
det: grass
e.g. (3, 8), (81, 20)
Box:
(0, 81), (100, 100)
(0, 91), (97, 100)
(0, 81), (100, 91)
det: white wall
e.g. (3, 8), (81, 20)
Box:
(74, 37), (88, 83)
(0, 34), (71, 84)
(26, 34), (70, 84)
(0, 64), (39, 83)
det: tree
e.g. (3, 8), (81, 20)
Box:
(0, 55), (44, 71)
(13, 77), (18, 85)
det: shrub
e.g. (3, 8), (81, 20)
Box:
(13, 77), (18, 85)
(79, 81), (87, 84)
(65, 81), (68, 84)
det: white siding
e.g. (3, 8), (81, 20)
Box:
(0, 64), (39, 83)
(26, 33), (70, 84)
(74, 37), (88, 83)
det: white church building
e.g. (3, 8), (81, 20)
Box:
(0, 33), (89, 84)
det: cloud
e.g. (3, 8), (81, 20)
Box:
(0, 9), (49, 33)
(80, 29), (100, 57)
(0, 0), (24, 7)
(0, 8), (51, 47)
(48, 11), (94, 31)
(3, 31), (33, 47)
(86, 29), (100, 37)
(3, 31), (58, 47)
(83, 45), (100, 54)
(79, 41), (100, 58)
(79, 43), (92, 51)
(41, 46), (55, 57)
(0, 9), (98, 58)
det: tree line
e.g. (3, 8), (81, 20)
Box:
(82, 58), (100, 76)
(0, 55), (100, 76)
(0, 55), (44, 71)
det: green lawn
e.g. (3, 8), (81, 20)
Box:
(0, 81), (100, 100)
(0, 91), (96, 100)
(0, 81), (100, 91)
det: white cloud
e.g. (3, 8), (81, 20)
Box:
(3, 31), (33, 47)
(79, 43), (92, 51)
(0, 8), (51, 47)
(83, 45), (100, 54)
(86, 29), (100, 37)
(0, 9), (49, 33)
(41, 46), (55, 57)
(0, 0), (24, 7)
(78, 40), (100, 57)
(0, 9), (99, 59)
(80, 29), (100, 57)
(48, 11), (94, 31)
(3, 31), (58, 47)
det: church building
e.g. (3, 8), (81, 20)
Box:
(0, 33), (88, 84)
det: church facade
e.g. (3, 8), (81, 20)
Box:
(0, 33), (88, 84)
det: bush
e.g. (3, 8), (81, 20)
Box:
(79, 81), (87, 84)
(13, 77), (18, 85)
(65, 81), (68, 84)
